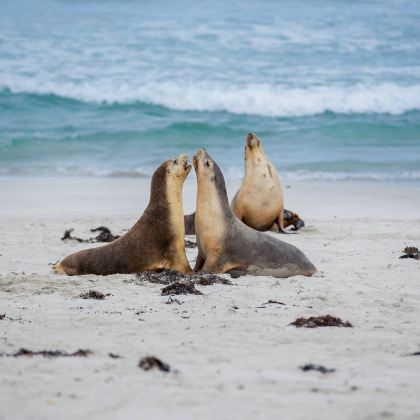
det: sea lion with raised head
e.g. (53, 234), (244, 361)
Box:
(53, 155), (192, 276)
(231, 132), (304, 233)
(192, 149), (316, 278)
(184, 132), (304, 235)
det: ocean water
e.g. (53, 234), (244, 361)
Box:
(1, 0), (420, 181)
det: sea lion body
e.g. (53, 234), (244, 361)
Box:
(232, 132), (303, 232)
(53, 155), (192, 276)
(184, 133), (303, 235)
(193, 149), (316, 278)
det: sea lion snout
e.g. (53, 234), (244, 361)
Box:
(246, 132), (260, 149)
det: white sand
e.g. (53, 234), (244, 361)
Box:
(1, 177), (420, 420)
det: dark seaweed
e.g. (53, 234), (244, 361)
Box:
(139, 356), (170, 372)
(161, 281), (203, 296)
(0, 348), (92, 358)
(135, 269), (231, 286)
(61, 226), (120, 243)
(300, 364), (335, 374)
(290, 315), (353, 328)
(80, 290), (106, 300)
(399, 246), (419, 260)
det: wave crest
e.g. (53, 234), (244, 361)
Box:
(1, 80), (420, 117)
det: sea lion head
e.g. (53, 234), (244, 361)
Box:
(193, 149), (217, 179)
(244, 132), (273, 176)
(193, 149), (230, 208)
(150, 154), (191, 199)
(165, 153), (192, 180)
(246, 132), (261, 149)
(245, 132), (265, 160)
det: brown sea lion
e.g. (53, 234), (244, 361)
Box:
(184, 133), (304, 235)
(231, 132), (304, 233)
(192, 149), (316, 278)
(53, 155), (192, 276)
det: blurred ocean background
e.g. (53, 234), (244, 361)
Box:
(1, 0), (420, 181)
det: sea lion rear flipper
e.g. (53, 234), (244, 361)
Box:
(291, 218), (305, 231)
(283, 210), (305, 231)
(279, 210), (298, 234)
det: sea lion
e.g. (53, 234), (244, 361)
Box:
(192, 149), (316, 278)
(53, 155), (192, 276)
(184, 133), (303, 235)
(231, 132), (304, 233)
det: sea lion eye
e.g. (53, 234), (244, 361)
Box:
(173, 159), (177, 164)
(205, 160), (210, 167)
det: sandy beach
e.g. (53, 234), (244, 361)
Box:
(0, 177), (419, 419)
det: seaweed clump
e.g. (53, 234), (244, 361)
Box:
(290, 315), (353, 328)
(135, 270), (231, 286)
(0, 348), (92, 358)
(61, 226), (120, 243)
(399, 247), (419, 260)
(139, 356), (170, 372)
(161, 281), (203, 296)
(300, 364), (335, 374)
(80, 290), (106, 300)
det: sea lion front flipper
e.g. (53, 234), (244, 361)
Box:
(202, 256), (224, 273)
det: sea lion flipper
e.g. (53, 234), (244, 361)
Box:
(278, 210), (296, 234)
(193, 252), (205, 271)
(226, 269), (246, 278)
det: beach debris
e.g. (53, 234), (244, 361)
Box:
(0, 314), (24, 322)
(255, 299), (286, 308)
(135, 269), (231, 286)
(80, 290), (106, 300)
(300, 364), (335, 374)
(90, 226), (120, 242)
(399, 246), (419, 260)
(108, 353), (122, 359)
(290, 315), (353, 328)
(139, 356), (170, 372)
(161, 281), (203, 296)
(262, 300), (286, 306)
(194, 274), (232, 286)
(165, 296), (183, 305)
(184, 239), (196, 248)
(61, 226), (120, 243)
(0, 348), (92, 358)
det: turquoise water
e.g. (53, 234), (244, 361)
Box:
(1, 0), (420, 181)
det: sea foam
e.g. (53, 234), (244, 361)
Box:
(1, 79), (420, 117)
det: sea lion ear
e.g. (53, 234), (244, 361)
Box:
(205, 160), (211, 167)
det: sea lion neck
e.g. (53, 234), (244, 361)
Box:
(148, 163), (169, 208)
(196, 161), (234, 223)
(245, 145), (267, 176)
